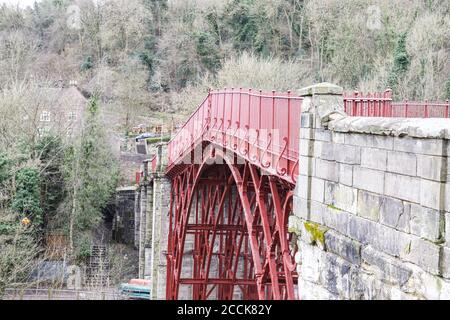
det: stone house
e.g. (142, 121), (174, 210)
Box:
(38, 82), (89, 139)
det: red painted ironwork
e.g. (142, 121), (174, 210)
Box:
(166, 148), (298, 300)
(167, 89), (302, 185)
(135, 171), (142, 185)
(165, 89), (301, 300)
(344, 90), (450, 118)
(150, 155), (157, 173)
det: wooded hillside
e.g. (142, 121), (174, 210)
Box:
(1, 0), (449, 119)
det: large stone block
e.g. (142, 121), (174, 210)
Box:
(361, 246), (412, 287)
(299, 138), (314, 157)
(322, 206), (349, 235)
(339, 163), (353, 186)
(384, 173), (420, 203)
(373, 223), (410, 258)
(320, 253), (354, 299)
(297, 175), (309, 199)
(325, 182), (358, 214)
(360, 273), (388, 300)
(298, 241), (325, 284)
(357, 190), (382, 222)
(387, 151), (417, 176)
(313, 141), (335, 161)
(299, 156), (315, 176)
(442, 247), (450, 279)
(361, 148), (387, 171)
(393, 137), (444, 156)
(315, 159), (339, 182)
(371, 135), (394, 150)
(417, 154), (446, 182)
(310, 200), (326, 225)
(353, 167), (385, 194)
(350, 215), (409, 257)
(405, 268), (449, 300)
(311, 177), (325, 203)
(300, 128), (314, 140)
(347, 215), (377, 245)
(401, 236), (441, 275)
(293, 195), (308, 219)
(301, 113), (314, 128)
(297, 278), (338, 300)
(315, 129), (332, 142)
(360, 273), (417, 300)
(345, 133), (374, 147)
(420, 179), (443, 210)
(380, 197), (410, 233)
(332, 132), (345, 144)
(325, 230), (361, 265)
(288, 215), (303, 236)
(410, 204), (442, 242)
(334, 144), (361, 165)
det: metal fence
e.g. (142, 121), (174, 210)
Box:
(3, 288), (125, 301)
(344, 90), (449, 118)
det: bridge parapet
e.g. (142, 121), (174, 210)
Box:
(290, 83), (450, 299)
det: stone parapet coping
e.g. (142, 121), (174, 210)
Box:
(328, 116), (450, 139)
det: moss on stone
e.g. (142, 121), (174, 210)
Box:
(327, 204), (343, 211)
(288, 216), (302, 236)
(304, 221), (328, 246)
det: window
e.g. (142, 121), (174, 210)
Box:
(40, 111), (51, 122)
(38, 127), (50, 137)
(68, 112), (77, 122)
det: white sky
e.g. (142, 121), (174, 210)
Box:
(0, 0), (41, 8)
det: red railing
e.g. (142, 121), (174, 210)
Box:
(344, 90), (449, 118)
(136, 171), (142, 185)
(136, 155), (158, 185)
(167, 89), (303, 184)
(149, 155), (157, 174)
(390, 100), (449, 118)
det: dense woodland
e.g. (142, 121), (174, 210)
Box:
(0, 0), (449, 294)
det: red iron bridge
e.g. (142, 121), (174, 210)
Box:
(162, 88), (449, 300)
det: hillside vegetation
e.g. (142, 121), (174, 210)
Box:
(0, 0), (449, 293)
(0, 0), (449, 117)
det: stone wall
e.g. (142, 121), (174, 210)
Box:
(113, 187), (137, 245)
(132, 143), (172, 299)
(289, 83), (450, 300)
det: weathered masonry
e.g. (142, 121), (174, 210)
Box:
(290, 83), (450, 299)
(134, 145), (171, 300)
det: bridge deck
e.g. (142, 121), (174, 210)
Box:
(166, 89), (303, 184)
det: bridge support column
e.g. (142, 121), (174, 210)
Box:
(138, 175), (154, 279)
(293, 82), (345, 224)
(138, 183), (147, 278)
(134, 190), (141, 248)
(149, 174), (171, 299)
(289, 83), (347, 299)
(148, 143), (171, 300)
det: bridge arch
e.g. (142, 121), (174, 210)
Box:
(166, 145), (298, 300)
